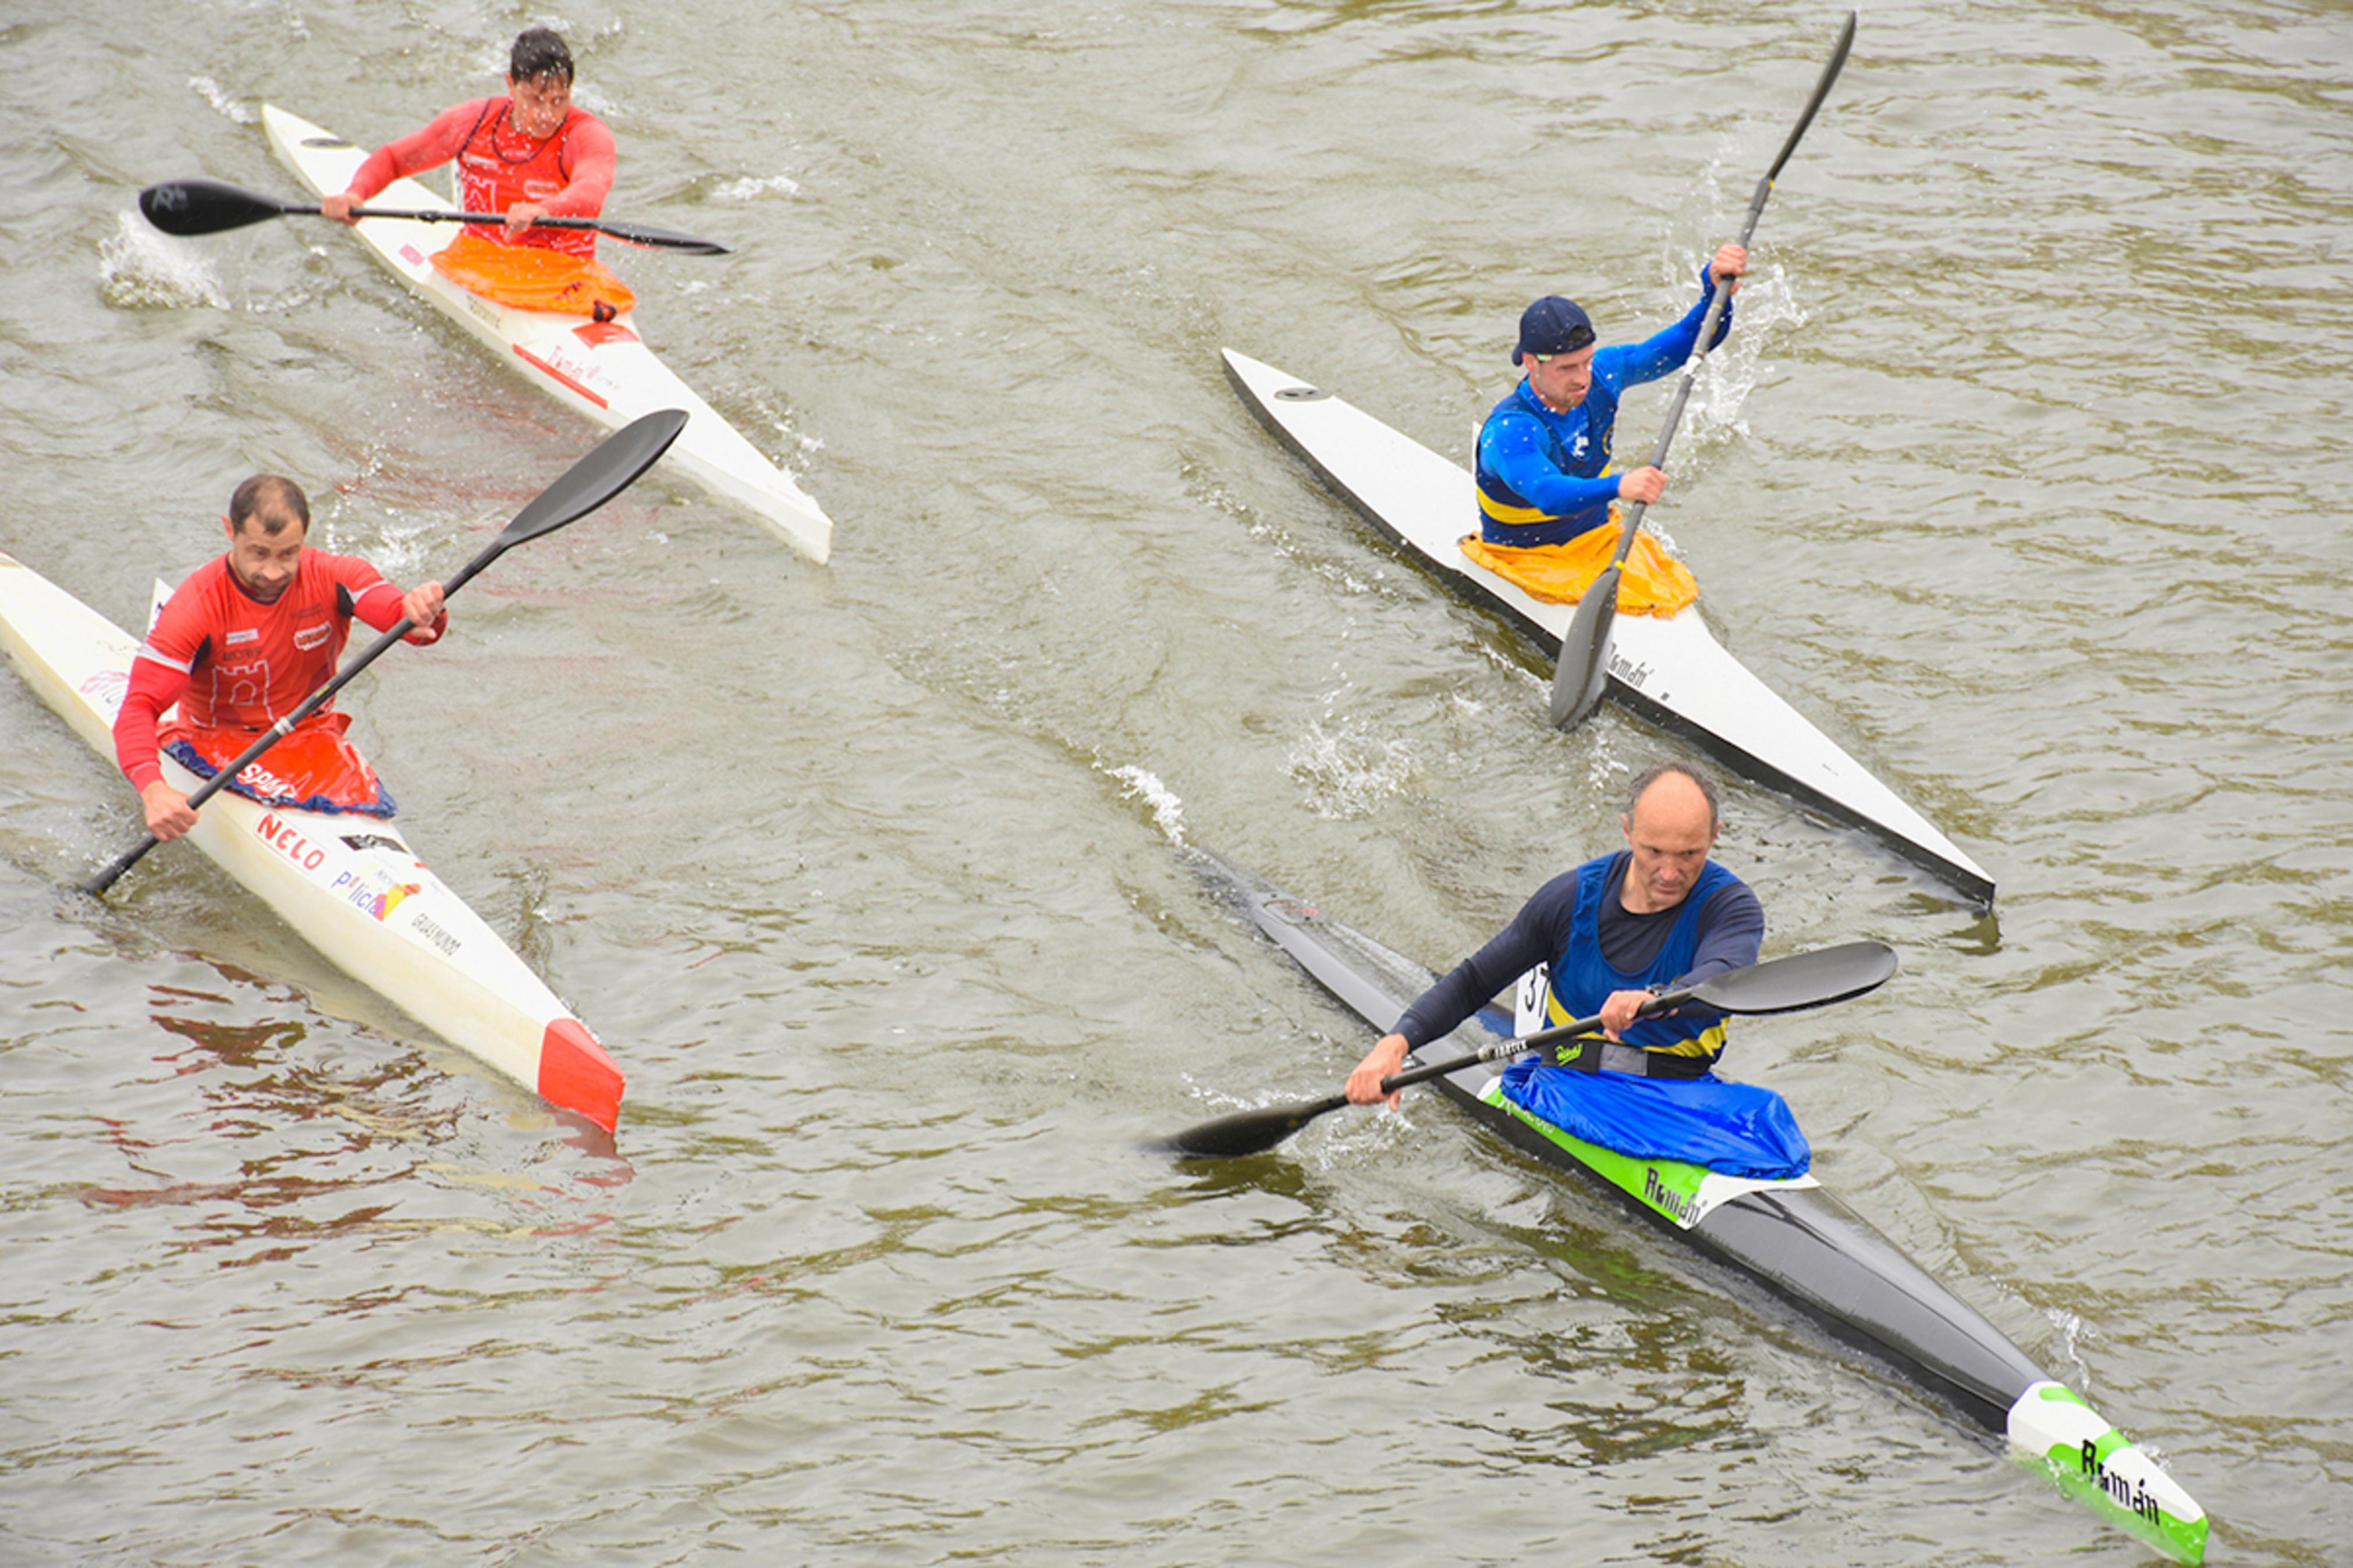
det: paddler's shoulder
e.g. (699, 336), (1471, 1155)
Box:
(1481, 379), (1543, 426)
(559, 105), (617, 144)
(164, 552), (235, 603)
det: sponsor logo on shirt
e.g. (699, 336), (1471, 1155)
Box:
(226, 628), (258, 645)
(293, 621), (332, 651)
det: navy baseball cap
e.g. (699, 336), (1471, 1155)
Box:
(1513, 296), (1596, 365)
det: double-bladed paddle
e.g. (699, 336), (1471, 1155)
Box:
(138, 176), (731, 256)
(1550, 10), (1857, 730)
(81, 407), (690, 898)
(1160, 938), (1895, 1160)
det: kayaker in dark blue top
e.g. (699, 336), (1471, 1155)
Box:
(1475, 243), (1748, 547)
(1344, 760), (1763, 1111)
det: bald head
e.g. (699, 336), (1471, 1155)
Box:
(1627, 766), (1715, 837)
(226, 474), (311, 539)
(1624, 759), (1719, 829)
(1619, 762), (1721, 913)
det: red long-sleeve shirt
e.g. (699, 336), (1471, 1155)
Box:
(114, 550), (445, 791)
(345, 96), (616, 257)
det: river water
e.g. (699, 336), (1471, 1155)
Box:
(2, 1), (2347, 1562)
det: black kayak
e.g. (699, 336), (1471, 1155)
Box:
(1184, 847), (2205, 1564)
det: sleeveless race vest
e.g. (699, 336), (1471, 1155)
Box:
(1474, 379), (1625, 547)
(454, 99), (598, 259)
(1544, 853), (1741, 1062)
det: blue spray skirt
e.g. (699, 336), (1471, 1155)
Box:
(1498, 1058), (1812, 1180)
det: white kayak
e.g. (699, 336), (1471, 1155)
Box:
(0, 550), (626, 1132)
(1222, 348), (1994, 905)
(262, 104), (832, 565)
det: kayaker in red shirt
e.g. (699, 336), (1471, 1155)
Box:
(318, 27), (633, 317)
(321, 26), (615, 258)
(115, 475), (447, 842)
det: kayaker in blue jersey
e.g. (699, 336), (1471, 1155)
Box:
(1344, 760), (1809, 1179)
(1477, 243), (1748, 548)
(1346, 762), (1797, 1175)
(1346, 760), (1760, 1104)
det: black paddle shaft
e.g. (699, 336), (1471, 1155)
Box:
(1551, 10), (1857, 730)
(1357, 938), (1891, 1099)
(1162, 938), (1896, 1160)
(80, 408), (688, 898)
(137, 177), (729, 255)
(1618, 7), (1858, 546)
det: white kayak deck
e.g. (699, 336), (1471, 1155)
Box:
(1222, 348), (1992, 905)
(263, 104), (832, 565)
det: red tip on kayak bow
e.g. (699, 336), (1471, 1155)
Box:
(538, 1018), (625, 1132)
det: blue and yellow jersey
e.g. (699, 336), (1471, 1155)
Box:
(1474, 272), (1737, 548)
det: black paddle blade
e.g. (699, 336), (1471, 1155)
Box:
(1160, 1093), (1346, 1160)
(139, 178), (301, 236)
(598, 218), (730, 256)
(495, 409), (689, 550)
(1549, 568), (1619, 728)
(1692, 940), (1897, 1014)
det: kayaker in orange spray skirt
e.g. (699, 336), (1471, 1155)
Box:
(114, 475), (448, 841)
(320, 27), (633, 318)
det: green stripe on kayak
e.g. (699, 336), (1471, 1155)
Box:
(2008, 1382), (2208, 1564)
(1477, 1079), (1818, 1229)
(1481, 1079), (1716, 1229)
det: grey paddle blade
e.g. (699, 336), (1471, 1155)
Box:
(1693, 941), (1898, 1014)
(1160, 1093), (1346, 1160)
(1550, 567), (1618, 729)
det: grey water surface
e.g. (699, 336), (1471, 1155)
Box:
(2, 1), (2348, 1563)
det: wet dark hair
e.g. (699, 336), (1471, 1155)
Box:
(1625, 759), (1720, 831)
(227, 474), (310, 537)
(510, 26), (575, 85)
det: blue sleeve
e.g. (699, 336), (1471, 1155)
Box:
(1677, 880), (1765, 990)
(1478, 413), (1622, 516)
(1394, 872), (1581, 1047)
(1593, 266), (1736, 394)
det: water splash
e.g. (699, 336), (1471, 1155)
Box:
(1107, 765), (1186, 844)
(1663, 153), (1812, 450)
(714, 174), (802, 201)
(186, 75), (253, 124)
(2046, 1304), (2095, 1389)
(97, 212), (228, 311)
(1286, 715), (1414, 820)
(1685, 258), (1805, 446)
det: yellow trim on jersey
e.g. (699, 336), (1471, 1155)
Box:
(1478, 489), (1553, 525)
(1545, 989), (1726, 1059)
